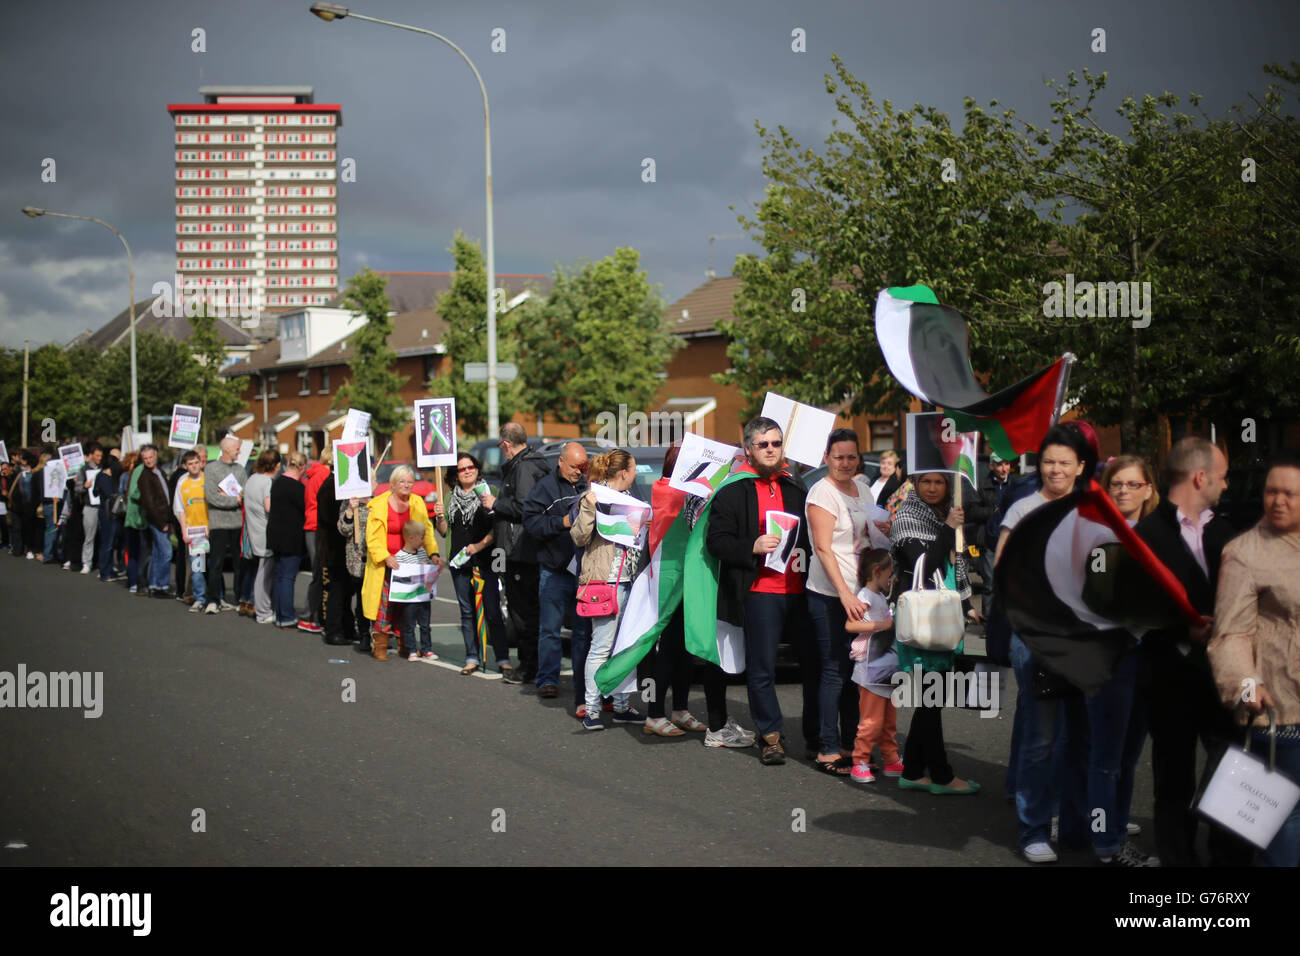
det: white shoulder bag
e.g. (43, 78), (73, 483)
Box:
(894, 554), (964, 651)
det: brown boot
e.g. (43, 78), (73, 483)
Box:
(759, 732), (786, 765)
(372, 631), (388, 661)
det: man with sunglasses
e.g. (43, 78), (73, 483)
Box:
(522, 442), (593, 703)
(704, 417), (811, 765)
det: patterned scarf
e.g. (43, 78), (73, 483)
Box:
(890, 490), (971, 600)
(447, 485), (480, 526)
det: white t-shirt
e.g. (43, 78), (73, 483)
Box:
(851, 585), (896, 695)
(999, 490), (1051, 537)
(805, 475), (875, 597)
(870, 476), (888, 502)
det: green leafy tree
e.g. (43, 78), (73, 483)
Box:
(334, 267), (407, 439)
(435, 231), (527, 438)
(519, 248), (680, 433)
(88, 331), (200, 442)
(185, 309), (247, 443)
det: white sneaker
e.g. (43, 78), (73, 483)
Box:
(1023, 841), (1058, 864)
(255, 615), (275, 624)
(725, 717), (756, 743)
(205, 603), (219, 615)
(407, 652), (419, 661)
(25, 552), (33, 560)
(80, 566), (90, 574)
(1126, 821), (1141, 836)
(704, 723), (755, 748)
(188, 603), (203, 613)
(61, 561), (71, 570)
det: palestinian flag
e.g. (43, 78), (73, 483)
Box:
(996, 480), (1201, 694)
(594, 508), (645, 548)
(905, 412), (978, 493)
(595, 480), (690, 696)
(683, 470), (757, 673)
(875, 285), (1071, 460)
(389, 564), (438, 602)
(335, 440), (368, 486)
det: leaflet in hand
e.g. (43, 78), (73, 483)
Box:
(188, 525), (210, 554)
(590, 482), (651, 548)
(867, 504), (892, 550)
(764, 511), (801, 573)
(449, 547), (472, 569)
(217, 473), (242, 498)
(472, 480), (490, 497)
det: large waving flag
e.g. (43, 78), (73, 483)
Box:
(875, 285), (1071, 460)
(997, 480), (1201, 694)
(683, 470), (757, 673)
(594, 480), (688, 696)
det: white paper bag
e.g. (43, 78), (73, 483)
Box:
(1197, 726), (1300, 850)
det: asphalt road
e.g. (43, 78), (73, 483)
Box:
(0, 556), (1161, 866)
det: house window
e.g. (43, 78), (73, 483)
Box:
(266, 374), (278, 399)
(423, 355), (437, 384)
(296, 428), (313, 456)
(318, 368), (330, 394)
(298, 370), (310, 395)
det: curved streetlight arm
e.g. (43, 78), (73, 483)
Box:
(22, 207), (139, 433)
(315, 9), (499, 435)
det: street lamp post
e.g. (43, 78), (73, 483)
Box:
(22, 205), (139, 434)
(309, 3), (501, 436)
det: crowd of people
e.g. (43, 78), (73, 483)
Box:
(3, 416), (1297, 868)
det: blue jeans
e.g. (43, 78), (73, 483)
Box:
(189, 547), (208, 608)
(273, 552), (301, 625)
(44, 507), (57, 562)
(451, 566), (510, 667)
(148, 525), (173, 591)
(1256, 732), (1300, 867)
(98, 513), (119, 581)
(807, 589), (859, 754)
(742, 591), (807, 739)
(395, 601), (432, 655)
(585, 583), (632, 713)
(1011, 634), (1089, 849)
(536, 568), (591, 700)
(1084, 647), (1145, 856)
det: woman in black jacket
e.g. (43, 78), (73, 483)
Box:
(268, 453), (307, 628)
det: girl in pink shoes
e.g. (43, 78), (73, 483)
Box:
(846, 549), (903, 784)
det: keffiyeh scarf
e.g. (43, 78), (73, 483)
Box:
(447, 485), (481, 526)
(890, 491), (971, 600)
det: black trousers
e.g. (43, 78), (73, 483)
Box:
(321, 564), (359, 641)
(647, 607), (695, 720)
(903, 700), (954, 786)
(1143, 644), (1255, 866)
(206, 528), (241, 607)
(505, 560), (540, 675)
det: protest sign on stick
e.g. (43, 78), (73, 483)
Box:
(342, 409), (371, 442)
(414, 398), (457, 469)
(334, 439), (372, 498)
(168, 404), (203, 450)
(44, 459), (68, 499)
(58, 443), (85, 475)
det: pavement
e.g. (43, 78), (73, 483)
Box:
(0, 556), (1162, 866)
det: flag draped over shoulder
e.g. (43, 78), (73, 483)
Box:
(997, 480), (1202, 694)
(875, 285), (1071, 460)
(683, 470), (756, 673)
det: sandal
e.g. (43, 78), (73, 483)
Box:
(814, 756), (853, 776)
(460, 663), (480, 676)
(644, 716), (686, 737)
(670, 710), (707, 733)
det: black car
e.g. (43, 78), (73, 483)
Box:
(468, 436), (547, 486)
(538, 443), (668, 501)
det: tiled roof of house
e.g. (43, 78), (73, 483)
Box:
(85, 298), (252, 353)
(663, 276), (740, 337)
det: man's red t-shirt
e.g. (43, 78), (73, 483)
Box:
(739, 464), (804, 595)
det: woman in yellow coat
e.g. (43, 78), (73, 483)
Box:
(362, 465), (440, 655)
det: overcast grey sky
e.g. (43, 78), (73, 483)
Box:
(1, 0), (1296, 347)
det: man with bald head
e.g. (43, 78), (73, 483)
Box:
(523, 442), (593, 702)
(203, 434), (249, 615)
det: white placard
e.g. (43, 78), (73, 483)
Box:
(763, 510), (801, 573)
(668, 432), (740, 499)
(236, 439), (254, 470)
(342, 408), (371, 442)
(85, 467), (102, 506)
(413, 397), (457, 468)
(0, 440), (8, 464)
(217, 473), (242, 498)
(389, 562), (440, 603)
(58, 443), (85, 475)
(1197, 743), (1300, 849)
(168, 403), (203, 450)
(590, 482), (652, 548)
(187, 525), (210, 554)
(44, 459), (68, 499)
(333, 438), (372, 498)
(760, 391), (836, 469)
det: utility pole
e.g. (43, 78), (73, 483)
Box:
(21, 339), (29, 447)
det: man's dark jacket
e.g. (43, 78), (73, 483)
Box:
(137, 464), (171, 531)
(705, 469), (809, 628)
(522, 467), (588, 572)
(315, 468), (348, 568)
(1134, 497), (1237, 671)
(492, 447), (549, 564)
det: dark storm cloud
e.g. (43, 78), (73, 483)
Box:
(1, 0), (1297, 346)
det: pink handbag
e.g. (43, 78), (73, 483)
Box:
(576, 553), (626, 618)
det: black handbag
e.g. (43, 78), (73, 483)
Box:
(109, 492), (127, 520)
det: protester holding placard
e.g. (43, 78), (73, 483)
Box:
(78, 443), (104, 576)
(203, 436), (248, 615)
(571, 449), (650, 730)
(268, 453), (308, 628)
(362, 464), (440, 659)
(298, 448), (331, 634)
(172, 449), (210, 613)
(242, 450), (279, 624)
(806, 428), (876, 774)
(95, 454), (122, 582)
(136, 445), (174, 598)
(391, 520), (439, 661)
(434, 453), (512, 677)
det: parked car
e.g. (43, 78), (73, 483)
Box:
(373, 460), (439, 501)
(538, 443), (667, 501)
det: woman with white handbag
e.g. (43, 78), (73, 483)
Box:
(889, 471), (981, 795)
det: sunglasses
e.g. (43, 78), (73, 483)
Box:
(752, 440), (783, 450)
(457, 465), (477, 473)
(1108, 480), (1149, 492)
